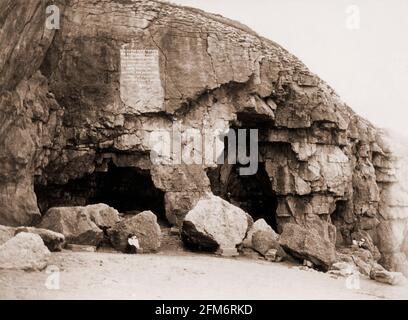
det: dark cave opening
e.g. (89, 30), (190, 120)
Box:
(207, 162), (278, 232)
(34, 162), (166, 220)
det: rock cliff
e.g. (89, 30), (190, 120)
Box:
(0, 0), (407, 274)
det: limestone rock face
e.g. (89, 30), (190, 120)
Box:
(0, 0), (406, 274)
(0, 232), (50, 271)
(15, 227), (65, 252)
(108, 211), (161, 253)
(279, 223), (336, 270)
(38, 206), (104, 246)
(182, 195), (249, 253)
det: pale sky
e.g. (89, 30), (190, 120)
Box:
(171, 0), (408, 136)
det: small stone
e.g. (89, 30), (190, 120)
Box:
(303, 260), (314, 268)
(265, 249), (282, 262)
(170, 226), (180, 235)
(217, 247), (239, 257)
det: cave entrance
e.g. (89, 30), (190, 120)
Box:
(207, 162), (278, 231)
(35, 162), (166, 220)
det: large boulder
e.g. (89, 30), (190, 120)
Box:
(0, 232), (50, 271)
(279, 223), (336, 270)
(15, 227), (65, 252)
(38, 206), (104, 246)
(0, 225), (15, 246)
(83, 204), (120, 229)
(181, 195), (249, 254)
(108, 211), (161, 253)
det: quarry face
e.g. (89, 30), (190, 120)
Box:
(1, 0), (408, 289)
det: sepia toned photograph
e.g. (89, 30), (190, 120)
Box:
(1, 0), (408, 305)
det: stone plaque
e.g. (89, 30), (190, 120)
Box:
(120, 48), (164, 113)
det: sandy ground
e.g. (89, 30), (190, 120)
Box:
(0, 251), (407, 300)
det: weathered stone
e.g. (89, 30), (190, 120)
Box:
(252, 230), (281, 256)
(370, 264), (407, 286)
(181, 195), (249, 253)
(38, 206), (104, 246)
(0, 233), (50, 271)
(83, 203), (120, 229)
(15, 227), (65, 252)
(242, 218), (277, 248)
(0, 225), (15, 246)
(279, 223), (336, 270)
(108, 211), (161, 253)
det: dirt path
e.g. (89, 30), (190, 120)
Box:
(0, 251), (407, 300)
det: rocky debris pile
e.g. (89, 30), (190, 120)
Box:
(38, 204), (120, 246)
(0, 232), (50, 271)
(37, 204), (162, 253)
(329, 244), (407, 286)
(108, 211), (162, 253)
(181, 195), (249, 256)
